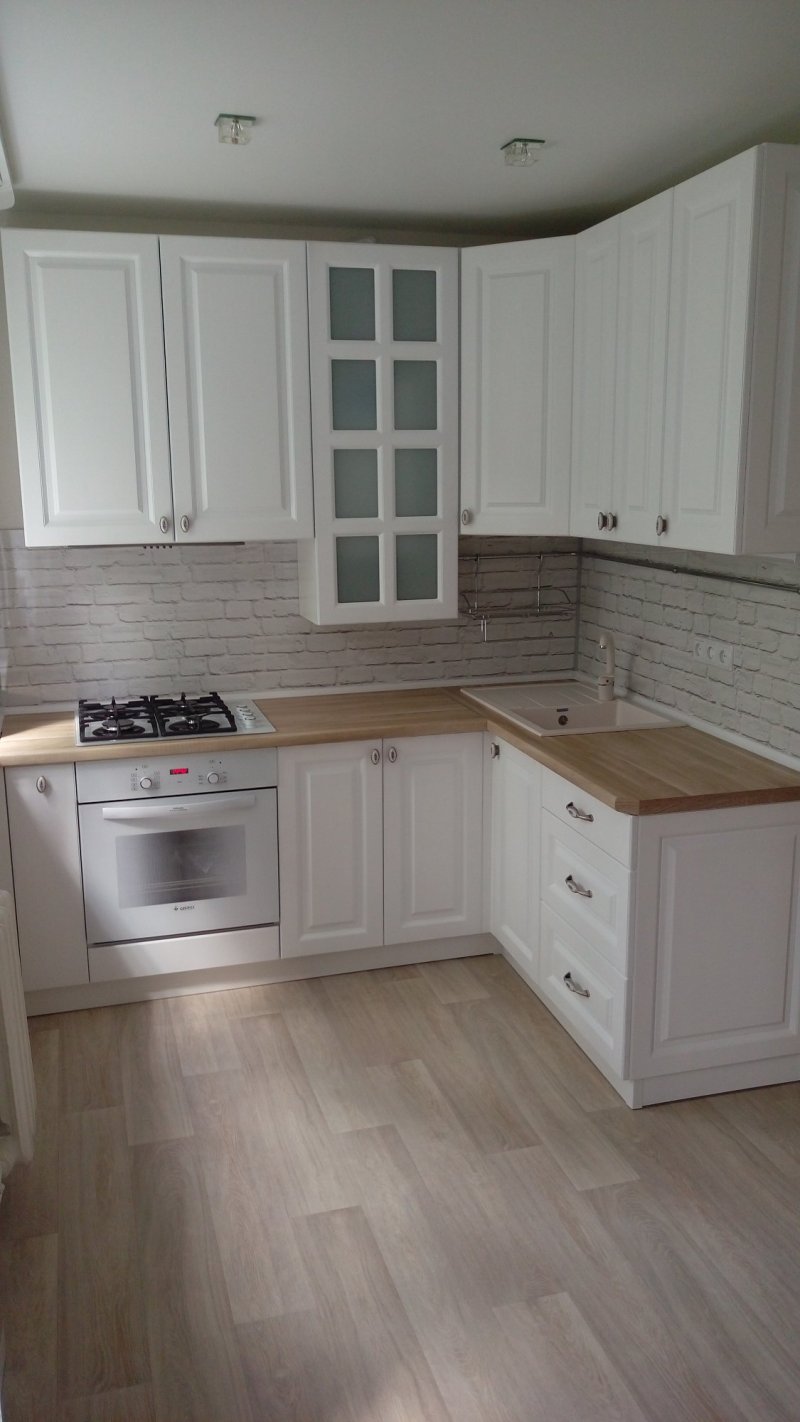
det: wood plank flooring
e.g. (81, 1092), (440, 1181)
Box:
(3, 954), (800, 1421)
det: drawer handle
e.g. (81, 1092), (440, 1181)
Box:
(566, 802), (594, 823)
(565, 874), (592, 899)
(564, 971), (590, 999)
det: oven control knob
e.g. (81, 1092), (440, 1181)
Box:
(139, 777), (153, 790)
(207, 772), (220, 784)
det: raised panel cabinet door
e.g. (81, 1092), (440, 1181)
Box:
(1, 230), (173, 546)
(661, 149), (759, 553)
(278, 741), (384, 957)
(5, 764), (88, 990)
(461, 237), (575, 535)
(630, 804), (800, 1078)
(160, 237), (313, 542)
(613, 191), (673, 545)
(569, 216), (620, 539)
(383, 733), (483, 944)
(489, 739), (542, 982)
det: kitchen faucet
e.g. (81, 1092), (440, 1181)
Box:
(598, 633), (616, 702)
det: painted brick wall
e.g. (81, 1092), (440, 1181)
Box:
(578, 540), (800, 758)
(0, 533), (578, 705)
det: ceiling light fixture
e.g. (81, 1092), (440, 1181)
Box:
(502, 138), (546, 167)
(215, 114), (256, 146)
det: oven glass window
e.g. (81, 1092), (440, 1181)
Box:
(116, 826), (247, 908)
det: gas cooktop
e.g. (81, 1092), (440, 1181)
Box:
(76, 692), (275, 745)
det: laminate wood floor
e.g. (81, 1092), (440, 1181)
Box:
(3, 954), (800, 1421)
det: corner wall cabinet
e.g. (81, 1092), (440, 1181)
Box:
(1, 230), (313, 545)
(299, 243), (459, 624)
(460, 237), (575, 535)
(278, 733), (483, 957)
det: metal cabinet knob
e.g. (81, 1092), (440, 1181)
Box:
(597, 512), (608, 531)
(490, 742), (500, 760)
(370, 748), (381, 765)
(387, 746), (398, 763)
(566, 801), (594, 823)
(461, 508), (472, 526)
(159, 515), (170, 534)
(180, 514), (191, 534)
(565, 874), (593, 899)
(564, 971), (590, 998)
(606, 512), (618, 531)
(35, 775), (47, 794)
(656, 514), (668, 536)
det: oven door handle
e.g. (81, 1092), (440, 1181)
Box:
(101, 794), (257, 823)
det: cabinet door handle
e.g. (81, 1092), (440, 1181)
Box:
(565, 874), (592, 899)
(564, 971), (590, 998)
(179, 514), (191, 533)
(370, 748), (381, 765)
(606, 512), (618, 531)
(490, 742), (500, 760)
(656, 514), (668, 536)
(159, 515), (171, 534)
(597, 512), (609, 531)
(387, 746), (398, 763)
(35, 775), (47, 794)
(566, 801), (594, 823)
(461, 508), (472, 526)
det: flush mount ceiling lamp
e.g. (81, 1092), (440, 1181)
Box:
(501, 137), (546, 167)
(0, 126), (15, 208)
(215, 113), (256, 146)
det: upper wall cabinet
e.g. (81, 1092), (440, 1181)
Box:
(1, 230), (312, 546)
(460, 238), (574, 536)
(299, 243), (458, 624)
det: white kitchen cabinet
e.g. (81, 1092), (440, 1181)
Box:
(629, 803), (800, 1078)
(300, 243), (458, 624)
(5, 763), (88, 990)
(278, 733), (483, 957)
(2, 229), (313, 546)
(570, 192), (672, 543)
(278, 740), (384, 958)
(383, 733), (483, 943)
(159, 237), (313, 542)
(489, 737), (542, 981)
(460, 238), (574, 535)
(1, 230), (174, 545)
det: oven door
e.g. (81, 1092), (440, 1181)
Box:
(78, 789), (278, 945)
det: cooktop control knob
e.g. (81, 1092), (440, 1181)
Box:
(207, 771), (220, 784)
(139, 776), (153, 790)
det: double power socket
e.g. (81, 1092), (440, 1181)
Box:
(691, 635), (734, 669)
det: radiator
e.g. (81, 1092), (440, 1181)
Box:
(0, 890), (35, 1186)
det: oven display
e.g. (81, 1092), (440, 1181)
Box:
(169, 767), (189, 775)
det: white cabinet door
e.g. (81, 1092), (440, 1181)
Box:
(570, 217), (620, 539)
(461, 237), (574, 535)
(613, 191), (672, 545)
(302, 243), (458, 624)
(278, 741), (384, 958)
(383, 733), (483, 944)
(5, 764), (88, 990)
(1, 230), (173, 546)
(661, 149), (759, 553)
(160, 237), (313, 543)
(489, 738), (542, 981)
(630, 803), (800, 1077)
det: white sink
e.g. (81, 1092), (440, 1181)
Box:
(462, 681), (679, 737)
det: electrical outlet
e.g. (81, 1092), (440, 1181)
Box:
(692, 636), (735, 668)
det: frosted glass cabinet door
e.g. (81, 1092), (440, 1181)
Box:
(160, 236), (313, 542)
(301, 242), (458, 624)
(1, 230), (174, 546)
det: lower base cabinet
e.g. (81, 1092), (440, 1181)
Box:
(278, 733), (484, 958)
(489, 739), (541, 979)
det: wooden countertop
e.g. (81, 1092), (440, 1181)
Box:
(2, 685), (800, 816)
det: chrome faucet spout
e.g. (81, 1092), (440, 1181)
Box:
(598, 633), (616, 702)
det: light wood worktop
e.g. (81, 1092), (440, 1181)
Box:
(2, 684), (800, 816)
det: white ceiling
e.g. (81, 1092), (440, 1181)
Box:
(1, 0), (800, 235)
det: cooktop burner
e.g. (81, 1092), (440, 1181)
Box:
(76, 692), (275, 745)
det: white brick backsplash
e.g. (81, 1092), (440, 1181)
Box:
(0, 532), (578, 705)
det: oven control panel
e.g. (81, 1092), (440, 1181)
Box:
(76, 747), (278, 804)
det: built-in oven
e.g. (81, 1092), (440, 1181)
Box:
(76, 748), (279, 956)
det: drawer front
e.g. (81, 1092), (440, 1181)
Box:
(542, 767), (634, 867)
(541, 811), (632, 973)
(539, 905), (627, 1073)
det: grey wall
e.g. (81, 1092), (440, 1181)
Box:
(578, 540), (800, 759)
(0, 534), (578, 705)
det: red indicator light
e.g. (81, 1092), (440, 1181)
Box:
(169, 767), (189, 775)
